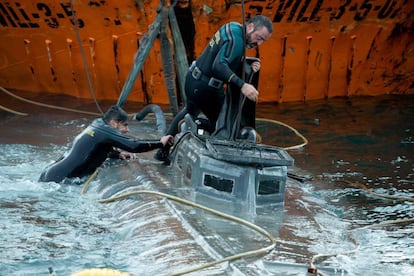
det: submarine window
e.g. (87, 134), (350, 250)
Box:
(203, 174), (234, 193)
(185, 164), (192, 179)
(176, 154), (183, 170)
(258, 179), (280, 195)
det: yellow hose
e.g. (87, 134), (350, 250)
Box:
(0, 86), (157, 119)
(98, 190), (276, 275)
(80, 168), (100, 195)
(1, 87), (309, 153)
(0, 103), (28, 116)
(256, 117), (308, 150)
(1, 86), (100, 116)
(309, 179), (414, 270)
(82, 175), (413, 275)
(340, 179), (414, 202)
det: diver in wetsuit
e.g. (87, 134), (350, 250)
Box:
(39, 105), (173, 183)
(154, 15), (273, 161)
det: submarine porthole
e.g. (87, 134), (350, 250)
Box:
(176, 154), (183, 170)
(185, 164), (192, 180)
(258, 179), (280, 195)
(203, 174), (234, 193)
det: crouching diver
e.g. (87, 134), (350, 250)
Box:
(39, 105), (174, 183)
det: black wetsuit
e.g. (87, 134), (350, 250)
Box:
(39, 118), (163, 183)
(165, 21), (247, 136)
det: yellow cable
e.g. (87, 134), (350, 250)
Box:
(2, 81), (346, 273)
(98, 190), (277, 275)
(0, 86), (139, 118)
(74, 116), (308, 274)
(340, 179), (414, 202)
(310, 217), (414, 268)
(83, 175), (413, 274)
(1, 86), (100, 116)
(359, 217), (414, 229)
(0, 103), (28, 116)
(80, 168), (100, 195)
(256, 118), (308, 150)
(310, 231), (361, 267)
(309, 179), (414, 269)
(1, 86), (310, 152)
(160, 115), (308, 152)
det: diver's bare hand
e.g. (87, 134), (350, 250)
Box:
(251, 61), (261, 73)
(241, 83), (259, 102)
(160, 135), (174, 146)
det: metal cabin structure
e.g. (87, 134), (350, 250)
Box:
(170, 114), (294, 212)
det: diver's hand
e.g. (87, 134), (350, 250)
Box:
(160, 135), (174, 146)
(119, 151), (136, 160)
(251, 61), (261, 73)
(241, 83), (259, 102)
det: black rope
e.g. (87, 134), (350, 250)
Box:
(230, 0), (248, 140)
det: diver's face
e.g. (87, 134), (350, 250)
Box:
(116, 121), (129, 133)
(246, 24), (271, 49)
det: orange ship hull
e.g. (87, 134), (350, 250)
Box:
(0, 0), (413, 104)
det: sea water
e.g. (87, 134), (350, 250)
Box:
(0, 94), (413, 275)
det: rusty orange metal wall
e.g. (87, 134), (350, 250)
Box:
(227, 0), (414, 102)
(0, 0), (413, 104)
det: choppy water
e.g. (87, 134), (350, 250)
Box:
(1, 94), (413, 275)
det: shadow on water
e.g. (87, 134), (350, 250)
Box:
(0, 91), (413, 275)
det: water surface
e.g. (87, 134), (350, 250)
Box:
(1, 93), (413, 275)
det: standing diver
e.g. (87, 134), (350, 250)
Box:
(154, 15), (273, 162)
(39, 105), (173, 183)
